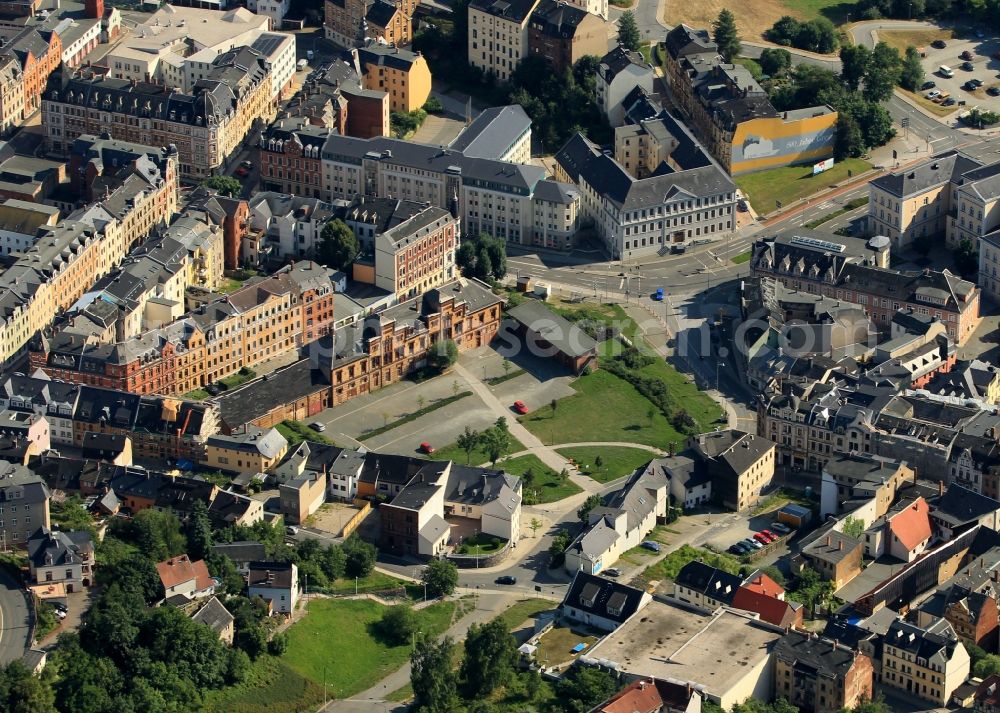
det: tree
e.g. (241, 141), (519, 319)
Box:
(577, 494), (601, 522)
(428, 339), (459, 373)
(457, 426), (481, 464)
(976, 654), (1000, 678)
(317, 218), (360, 271)
(461, 620), (517, 695)
(530, 517), (543, 536)
(97, 554), (163, 604)
(617, 11), (640, 51)
(131, 509), (186, 561)
(842, 515), (865, 539)
(766, 15), (801, 46)
(863, 42), (902, 103)
(900, 45), (925, 91)
(844, 695), (892, 713)
(502, 359), (512, 376)
(417, 395), (426, 412)
(759, 48), (791, 77)
(203, 175), (242, 197)
(342, 535), (377, 578)
(839, 44), (871, 92)
(185, 500), (213, 561)
(557, 666), (619, 713)
(423, 558), (459, 597)
(0, 660), (56, 713)
(956, 238), (980, 276)
(481, 423), (511, 467)
(551, 398), (558, 416)
(834, 112), (865, 160)
(410, 637), (458, 713)
(207, 553), (246, 595)
(377, 605), (420, 645)
(713, 9), (741, 62)
(267, 632), (289, 656)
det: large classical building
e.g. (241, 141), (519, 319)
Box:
(259, 118), (332, 199)
(555, 108), (736, 259)
(664, 24), (837, 175)
(42, 49), (279, 180)
(526, 0), (606, 76)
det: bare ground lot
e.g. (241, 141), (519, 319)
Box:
(662, 0), (853, 42)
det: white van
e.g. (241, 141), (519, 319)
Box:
(297, 58), (308, 71)
(939, 65), (954, 77)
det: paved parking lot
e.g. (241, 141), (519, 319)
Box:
(919, 34), (1000, 116)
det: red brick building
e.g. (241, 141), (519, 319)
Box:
(259, 118), (331, 200)
(773, 630), (875, 713)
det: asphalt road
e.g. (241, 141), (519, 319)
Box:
(0, 566), (29, 666)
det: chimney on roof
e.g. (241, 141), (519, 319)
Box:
(826, 535), (832, 546)
(839, 540), (844, 551)
(939, 479), (945, 497)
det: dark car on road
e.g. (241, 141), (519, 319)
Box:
(963, 61), (976, 71)
(931, 39), (947, 48)
(495, 575), (517, 585)
(989, 86), (1000, 96)
(922, 80), (936, 90)
(961, 50), (975, 60)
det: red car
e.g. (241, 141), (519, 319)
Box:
(419, 442), (435, 454)
(235, 166), (249, 178)
(753, 532), (773, 544)
(961, 50), (974, 60)
(761, 529), (778, 541)
(513, 400), (529, 414)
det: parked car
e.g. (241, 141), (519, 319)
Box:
(931, 39), (947, 48)
(308, 421), (326, 432)
(961, 49), (975, 60)
(761, 529), (778, 541)
(53, 602), (68, 613)
(240, 160), (253, 170)
(972, 78), (984, 87)
(926, 89), (941, 99)
(742, 538), (763, 550)
(963, 61), (976, 71)
(753, 532), (772, 544)
(963, 81), (977, 91)
(653, 287), (664, 301)
(943, 97), (958, 106)
(922, 80), (936, 90)
(495, 575), (517, 585)
(512, 400), (529, 415)
(603, 568), (621, 578)
(641, 540), (661, 552)
(286, 525), (299, 535)
(729, 543), (750, 555)
(770, 522), (792, 534)
(419, 442), (435, 454)
(988, 86), (1000, 96)
(54, 609), (67, 620)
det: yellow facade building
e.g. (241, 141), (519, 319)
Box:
(356, 44), (431, 113)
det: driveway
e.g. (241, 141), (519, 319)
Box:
(0, 567), (29, 665)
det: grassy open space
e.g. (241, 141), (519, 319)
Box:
(736, 158), (872, 214)
(879, 27), (953, 55)
(534, 624), (599, 667)
(276, 420), (335, 447)
(751, 487), (814, 516)
(324, 570), (413, 595)
(427, 434), (528, 467)
(183, 387), (211, 400)
(283, 599), (456, 697)
(505, 454), (583, 503)
(639, 544), (742, 584)
(900, 88), (960, 117)
(519, 370), (688, 448)
(732, 250), (752, 264)
(662, 0), (849, 42)
(633, 348), (723, 430)
(493, 598), (554, 632)
(557, 446), (653, 483)
(204, 656), (324, 713)
(457, 532), (507, 555)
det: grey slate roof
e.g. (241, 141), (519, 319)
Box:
(674, 560), (742, 604)
(470, 0), (539, 23)
(190, 596), (234, 634)
(562, 571), (646, 626)
(206, 426), (287, 459)
(449, 105), (531, 159)
(870, 150), (983, 198)
(506, 300), (597, 358)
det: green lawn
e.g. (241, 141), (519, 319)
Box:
(426, 434), (528, 467)
(633, 355), (723, 433)
(639, 544), (742, 584)
(493, 599), (554, 632)
(751, 487), (814, 516)
(736, 158), (872, 214)
(218, 369), (256, 390)
(281, 599), (455, 698)
(519, 370), (688, 449)
(557, 446), (653, 483)
(276, 420), (335, 447)
(204, 656), (324, 713)
(183, 388), (211, 400)
(731, 250), (752, 265)
(534, 624), (599, 667)
(780, 0), (855, 23)
(505, 454), (583, 504)
(324, 570), (412, 595)
(456, 532), (507, 555)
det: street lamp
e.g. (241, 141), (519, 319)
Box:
(716, 361), (725, 391)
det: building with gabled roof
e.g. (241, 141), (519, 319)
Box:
(449, 105), (532, 164)
(672, 560), (742, 610)
(156, 553), (214, 600)
(247, 561), (298, 613)
(27, 527), (93, 591)
(688, 429), (776, 512)
(588, 677), (701, 713)
(354, 43), (431, 114)
(802, 531), (864, 589)
(772, 630), (874, 713)
(560, 571), (650, 632)
(190, 595), (234, 645)
(882, 618), (970, 705)
(526, 0), (606, 76)
(468, 0), (542, 83)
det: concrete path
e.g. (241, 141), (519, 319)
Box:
(452, 362), (603, 494)
(321, 591), (515, 712)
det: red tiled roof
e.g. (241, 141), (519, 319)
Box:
(889, 497), (933, 552)
(732, 586), (797, 627)
(742, 572), (785, 598)
(156, 554), (212, 591)
(977, 674), (1000, 706)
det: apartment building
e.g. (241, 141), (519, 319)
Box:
(324, 0), (416, 48)
(246, 191), (337, 262)
(882, 619), (970, 706)
(773, 630), (874, 713)
(373, 205), (458, 299)
(664, 24), (836, 175)
(0, 459), (50, 547)
(555, 114), (736, 260)
(3, 27), (62, 117)
(448, 105), (532, 164)
(355, 43), (431, 113)
(27, 527), (94, 592)
(205, 426), (288, 473)
(468, 0), (540, 83)
(595, 45), (652, 127)
(926, 359), (1000, 405)
(0, 200), (59, 256)
(0, 55), (24, 134)
(259, 118), (332, 199)
(526, 0), (606, 75)
(320, 132), (581, 249)
(688, 429), (776, 511)
(104, 5), (295, 101)
(29, 261), (336, 396)
(0, 135), (178, 368)
(918, 582), (1000, 651)
(868, 150), (983, 249)
(43, 50), (278, 181)
(802, 531), (864, 589)
(751, 229), (980, 345)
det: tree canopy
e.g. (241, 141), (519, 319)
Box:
(202, 175), (242, 197)
(317, 218), (360, 271)
(461, 620), (517, 695)
(617, 11), (640, 51)
(410, 637), (458, 713)
(713, 10), (741, 62)
(422, 559), (459, 597)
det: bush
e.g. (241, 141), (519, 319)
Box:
(390, 108), (428, 137)
(765, 16), (837, 53)
(424, 96), (445, 114)
(267, 632), (288, 656)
